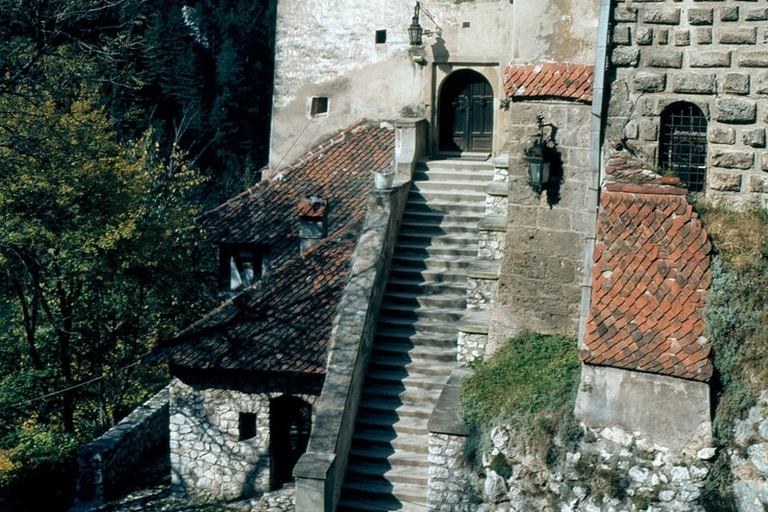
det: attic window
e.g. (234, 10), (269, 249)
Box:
(220, 244), (266, 292)
(310, 97), (329, 116)
(375, 30), (387, 44)
(239, 412), (257, 441)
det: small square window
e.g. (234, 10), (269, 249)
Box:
(310, 97), (329, 116)
(239, 412), (257, 441)
(462, 21), (471, 28)
(375, 30), (387, 44)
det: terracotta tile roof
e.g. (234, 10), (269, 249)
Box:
(503, 63), (594, 103)
(581, 148), (714, 382)
(151, 122), (395, 374)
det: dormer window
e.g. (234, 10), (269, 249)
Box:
(220, 244), (267, 292)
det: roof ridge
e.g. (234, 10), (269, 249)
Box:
(200, 121), (370, 218)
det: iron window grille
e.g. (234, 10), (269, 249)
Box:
(659, 102), (708, 193)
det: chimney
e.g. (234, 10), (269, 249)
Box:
(297, 197), (328, 253)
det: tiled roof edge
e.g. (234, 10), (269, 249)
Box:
(504, 62), (595, 103)
(201, 121), (370, 219)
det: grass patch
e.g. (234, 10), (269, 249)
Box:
(459, 331), (581, 466)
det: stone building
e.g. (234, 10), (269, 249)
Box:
(113, 0), (768, 510)
(151, 123), (396, 500)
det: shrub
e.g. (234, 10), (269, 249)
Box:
(697, 204), (768, 509)
(459, 331), (581, 465)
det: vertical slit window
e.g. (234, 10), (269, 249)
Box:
(659, 102), (708, 193)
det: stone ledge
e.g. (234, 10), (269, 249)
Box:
(457, 311), (491, 335)
(485, 181), (508, 197)
(492, 153), (509, 169)
(478, 215), (507, 232)
(467, 259), (501, 280)
(427, 367), (473, 436)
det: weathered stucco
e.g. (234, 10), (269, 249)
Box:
(269, 0), (599, 170)
(575, 364), (712, 456)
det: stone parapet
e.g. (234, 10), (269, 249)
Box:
(76, 386), (170, 504)
(293, 181), (411, 512)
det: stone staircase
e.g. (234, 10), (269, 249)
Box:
(338, 159), (494, 512)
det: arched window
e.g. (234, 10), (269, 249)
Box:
(659, 102), (708, 192)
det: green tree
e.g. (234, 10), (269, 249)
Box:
(0, 77), (213, 509)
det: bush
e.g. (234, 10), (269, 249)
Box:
(697, 204), (768, 509)
(459, 331), (581, 465)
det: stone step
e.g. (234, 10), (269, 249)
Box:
(399, 219), (479, 236)
(353, 413), (429, 436)
(396, 231), (479, 247)
(367, 354), (456, 376)
(351, 430), (431, 455)
(374, 329), (459, 349)
(401, 210), (485, 226)
(363, 372), (449, 393)
(379, 304), (465, 323)
(394, 242), (478, 259)
(376, 316), (461, 335)
(384, 278), (467, 296)
(382, 290), (467, 309)
(357, 400), (435, 422)
(339, 483), (427, 512)
(348, 447), (429, 468)
(411, 180), (489, 194)
(405, 197), (486, 215)
(345, 463), (428, 487)
(371, 342), (457, 364)
(365, 367), (450, 389)
(387, 266), (469, 284)
(408, 188), (487, 204)
(417, 158), (495, 172)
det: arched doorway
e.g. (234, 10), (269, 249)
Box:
(439, 69), (494, 154)
(270, 396), (312, 489)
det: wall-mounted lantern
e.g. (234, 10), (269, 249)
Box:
(408, 2), (442, 46)
(525, 115), (555, 194)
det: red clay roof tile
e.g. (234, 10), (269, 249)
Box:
(504, 63), (594, 103)
(151, 123), (395, 375)
(582, 148), (714, 382)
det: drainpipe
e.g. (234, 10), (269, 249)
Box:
(578, 0), (612, 346)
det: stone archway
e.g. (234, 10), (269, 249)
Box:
(438, 69), (494, 154)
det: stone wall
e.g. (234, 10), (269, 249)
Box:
(490, 101), (593, 348)
(76, 386), (170, 504)
(169, 374), (320, 501)
(607, 0), (768, 206)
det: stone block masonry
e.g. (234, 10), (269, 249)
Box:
(607, 0), (768, 206)
(490, 101), (592, 346)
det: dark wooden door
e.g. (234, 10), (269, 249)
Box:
(440, 71), (493, 153)
(270, 396), (311, 489)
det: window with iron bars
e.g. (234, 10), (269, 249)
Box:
(659, 102), (708, 193)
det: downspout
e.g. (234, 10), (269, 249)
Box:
(578, 0), (612, 346)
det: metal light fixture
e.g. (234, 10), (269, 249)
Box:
(525, 115), (553, 194)
(408, 2), (442, 46)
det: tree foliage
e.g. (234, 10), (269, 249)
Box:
(0, 1), (263, 507)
